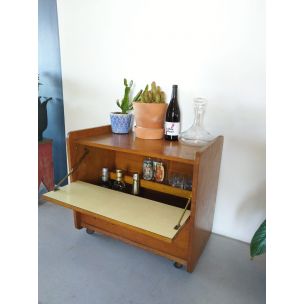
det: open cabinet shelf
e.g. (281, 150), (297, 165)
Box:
(42, 125), (223, 272)
(109, 172), (191, 199)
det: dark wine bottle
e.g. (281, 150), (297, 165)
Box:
(165, 85), (180, 141)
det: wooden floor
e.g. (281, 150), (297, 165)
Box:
(39, 202), (266, 304)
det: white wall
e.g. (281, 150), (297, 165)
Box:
(57, 0), (265, 243)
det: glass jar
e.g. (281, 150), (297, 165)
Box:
(180, 98), (214, 146)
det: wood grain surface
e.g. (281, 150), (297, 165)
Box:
(187, 136), (224, 272)
(75, 129), (216, 164)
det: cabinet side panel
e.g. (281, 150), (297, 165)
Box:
(187, 136), (224, 272)
(67, 125), (111, 182)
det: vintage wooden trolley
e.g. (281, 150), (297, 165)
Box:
(42, 125), (223, 272)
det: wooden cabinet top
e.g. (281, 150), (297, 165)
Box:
(74, 129), (219, 164)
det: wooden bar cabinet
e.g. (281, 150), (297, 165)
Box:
(42, 125), (223, 272)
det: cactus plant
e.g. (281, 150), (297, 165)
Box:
(132, 81), (167, 139)
(135, 81), (166, 103)
(116, 78), (133, 114)
(116, 78), (144, 113)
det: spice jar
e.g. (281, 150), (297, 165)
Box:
(143, 157), (154, 181)
(153, 160), (165, 183)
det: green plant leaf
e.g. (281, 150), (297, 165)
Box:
(133, 89), (143, 102)
(121, 86), (131, 111)
(250, 220), (266, 258)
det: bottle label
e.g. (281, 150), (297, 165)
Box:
(165, 122), (180, 136)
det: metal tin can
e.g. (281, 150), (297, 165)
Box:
(153, 160), (165, 183)
(143, 158), (154, 180)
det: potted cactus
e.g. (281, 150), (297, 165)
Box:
(133, 81), (167, 139)
(110, 78), (142, 134)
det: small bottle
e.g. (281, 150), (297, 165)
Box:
(165, 85), (180, 141)
(112, 169), (126, 192)
(100, 168), (111, 189)
(132, 173), (140, 195)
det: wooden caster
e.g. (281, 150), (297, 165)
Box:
(86, 228), (95, 235)
(173, 262), (183, 269)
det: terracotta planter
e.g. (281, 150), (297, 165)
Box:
(133, 103), (168, 139)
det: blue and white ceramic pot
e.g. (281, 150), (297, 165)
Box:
(110, 112), (133, 134)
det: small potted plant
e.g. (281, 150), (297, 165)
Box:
(110, 79), (142, 134)
(133, 81), (167, 139)
(38, 76), (52, 141)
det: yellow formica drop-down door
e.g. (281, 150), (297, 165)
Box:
(42, 181), (190, 241)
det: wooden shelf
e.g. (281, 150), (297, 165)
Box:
(42, 181), (190, 241)
(109, 172), (191, 199)
(75, 132), (215, 164)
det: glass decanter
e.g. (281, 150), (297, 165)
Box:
(180, 98), (214, 146)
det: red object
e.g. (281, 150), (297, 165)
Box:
(38, 139), (54, 191)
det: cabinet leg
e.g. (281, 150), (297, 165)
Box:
(86, 228), (95, 235)
(173, 262), (183, 269)
(186, 262), (195, 273)
(73, 211), (82, 229)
